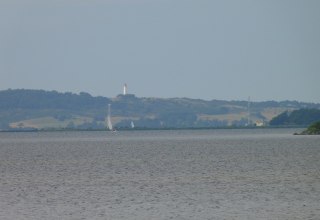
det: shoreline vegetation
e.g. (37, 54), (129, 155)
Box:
(295, 121), (320, 135)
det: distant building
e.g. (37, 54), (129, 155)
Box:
(255, 121), (264, 127)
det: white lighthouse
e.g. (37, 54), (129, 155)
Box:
(123, 83), (127, 95)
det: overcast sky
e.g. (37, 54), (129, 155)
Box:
(1, 0), (319, 102)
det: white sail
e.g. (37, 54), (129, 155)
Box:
(107, 104), (113, 130)
(131, 121), (135, 129)
(107, 116), (113, 130)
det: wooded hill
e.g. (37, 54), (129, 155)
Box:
(1, 89), (319, 130)
(270, 109), (320, 126)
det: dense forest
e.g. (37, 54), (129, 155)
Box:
(0, 89), (109, 110)
(1, 89), (320, 130)
(269, 109), (320, 126)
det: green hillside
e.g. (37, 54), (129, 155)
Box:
(270, 109), (320, 126)
(1, 89), (319, 130)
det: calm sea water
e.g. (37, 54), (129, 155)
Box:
(0, 129), (319, 220)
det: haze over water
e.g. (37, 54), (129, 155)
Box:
(0, 129), (319, 219)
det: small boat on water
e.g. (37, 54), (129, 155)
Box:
(107, 104), (116, 132)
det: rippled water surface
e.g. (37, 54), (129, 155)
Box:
(0, 129), (319, 220)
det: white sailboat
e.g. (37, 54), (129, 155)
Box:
(131, 121), (135, 129)
(107, 104), (113, 131)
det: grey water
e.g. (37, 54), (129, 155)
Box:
(0, 129), (319, 220)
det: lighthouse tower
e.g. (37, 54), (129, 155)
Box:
(123, 83), (127, 95)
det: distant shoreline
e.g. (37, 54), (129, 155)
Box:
(0, 126), (306, 133)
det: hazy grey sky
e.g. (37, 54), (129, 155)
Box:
(1, 0), (319, 102)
